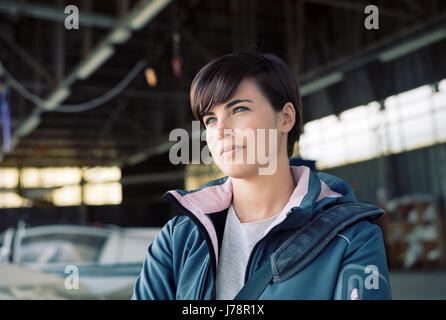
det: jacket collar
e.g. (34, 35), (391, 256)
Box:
(164, 165), (357, 267)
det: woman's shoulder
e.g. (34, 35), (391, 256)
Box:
(337, 217), (384, 248)
(162, 214), (194, 233)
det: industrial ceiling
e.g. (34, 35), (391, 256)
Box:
(0, 0), (445, 170)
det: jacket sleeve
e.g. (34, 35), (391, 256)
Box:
(333, 222), (392, 300)
(131, 217), (178, 300)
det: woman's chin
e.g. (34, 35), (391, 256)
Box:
(217, 162), (260, 179)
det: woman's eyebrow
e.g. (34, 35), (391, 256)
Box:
(202, 99), (253, 116)
(226, 99), (253, 108)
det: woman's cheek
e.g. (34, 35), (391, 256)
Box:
(205, 131), (219, 158)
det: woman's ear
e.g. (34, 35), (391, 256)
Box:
(280, 102), (296, 133)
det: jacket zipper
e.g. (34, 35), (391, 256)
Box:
(164, 193), (218, 299)
(244, 210), (294, 283)
(244, 233), (275, 283)
(244, 238), (264, 283)
(165, 193), (294, 298)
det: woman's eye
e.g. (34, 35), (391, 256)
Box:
(205, 117), (216, 125)
(233, 106), (248, 113)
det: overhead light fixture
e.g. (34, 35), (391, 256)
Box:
(44, 87), (71, 110)
(109, 27), (132, 44)
(16, 115), (40, 137)
(378, 28), (446, 63)
(8, 136), (19, 150)
(126, 151), (150, 166)
(126, 141), (174, 166)
(128, 0), (172, 30)
(145, 67), (157, 86)
(77, 45), (115, 80)
(300, 72), (344, 96)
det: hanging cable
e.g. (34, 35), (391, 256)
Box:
(0, 59), (147, 113)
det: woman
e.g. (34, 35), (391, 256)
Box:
(132, 51), (392, 300)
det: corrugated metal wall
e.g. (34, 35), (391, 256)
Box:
(323, 142), (446, 207)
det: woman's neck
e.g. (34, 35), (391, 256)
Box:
(231, 157), (296, 223)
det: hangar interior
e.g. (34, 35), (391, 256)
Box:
(0, 0), (446, 299)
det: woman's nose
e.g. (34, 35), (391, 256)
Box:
(216, 116), (233, 139)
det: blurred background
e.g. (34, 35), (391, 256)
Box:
(0, 0), (446, 299)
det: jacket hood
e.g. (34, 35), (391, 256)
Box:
(163, 165), (358, 267)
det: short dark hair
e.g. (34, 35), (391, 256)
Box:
(190, 50), (303, 158)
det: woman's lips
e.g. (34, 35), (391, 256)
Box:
(221, 145), (244, 157)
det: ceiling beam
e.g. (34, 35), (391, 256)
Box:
(298, 13), (446, 96)
(0, 0), (173, 163)
(16, 81), (190, 101)
(0, 33), (55, 85)
(102, 0), (206, 167)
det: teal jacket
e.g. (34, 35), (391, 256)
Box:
(132, 165), (392, 300)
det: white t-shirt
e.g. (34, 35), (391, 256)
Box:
(215, 204), (283, 300)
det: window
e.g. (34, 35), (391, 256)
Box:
(299, 79), (446, 169)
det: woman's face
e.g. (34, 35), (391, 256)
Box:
(202, 78), (291, 178)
